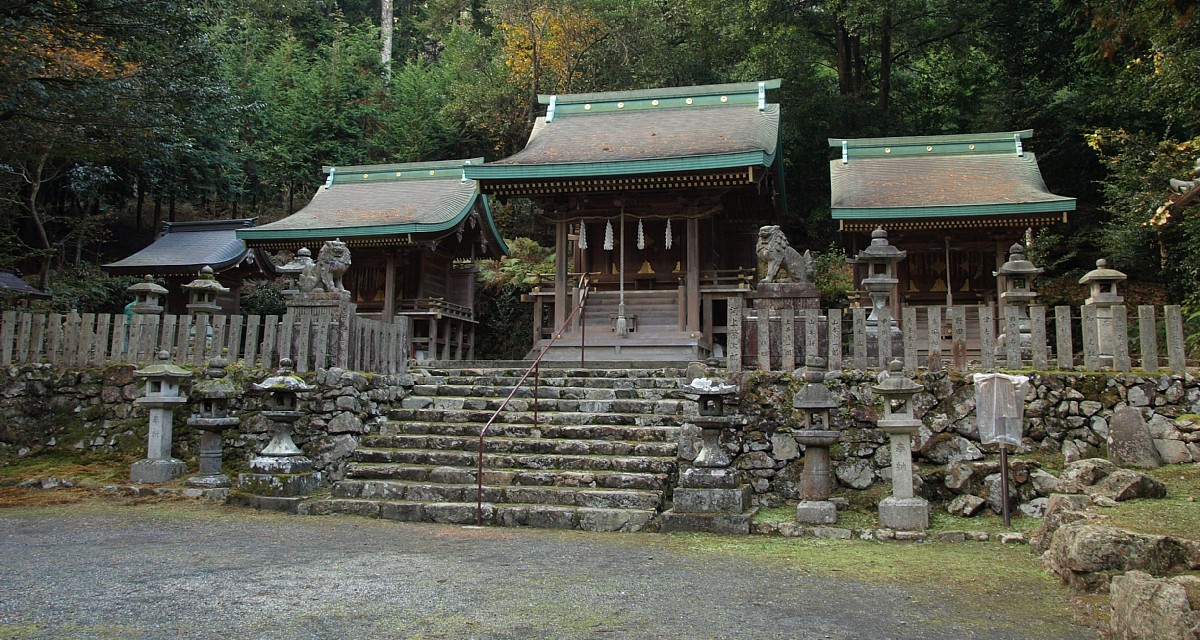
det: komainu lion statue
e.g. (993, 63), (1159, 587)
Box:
(757, 225), (814, 284)
(299, 239), (351, 294)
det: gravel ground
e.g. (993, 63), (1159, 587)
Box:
(0, 502), (1098, 640)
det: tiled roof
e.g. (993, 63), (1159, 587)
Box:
(828, 131), (1075, 220)
(237, 160), (508, 256)
(467, 81), (782, 180)
(0, 270), (50, 299)
(104, 219), (256, 275)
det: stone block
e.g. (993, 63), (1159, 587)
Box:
(672, 486), (750, 514)
(1108, 405), (1162, 468)
(678, 466), (737, 489)
(935, 530), (968, 543)
(1110, 571), (1200, 640)
(228, 494), (309, 514)
(660, 509), (757, 534)
(811, 526), (853, 540)
(237, 471), (321, 497)
(525, 506), (579, 529)
(795, 500), (837, 524)
(577, 508), (655, 532)
(130, 458), (186, 484)
(1085, 469), (1167, 502)
(1154, 438), (1194, 464)
(879, 496), (929, 531)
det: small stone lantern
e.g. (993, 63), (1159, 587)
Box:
(855, 228), (906, 363)
(182, 266), (229, 319)
(186, 358), (239, 488)
(792, 357), (841, 524)
(130, 350), (192, 483)
(1079, 259), (1127, 368)
(127, 275), (168, 315)
(277, 248), (315, 298)
(872, 359), (928, 530)
(994, 243), (1043, 357)
(236, 359), (321, 505)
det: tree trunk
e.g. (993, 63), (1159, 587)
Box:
(381, 0), (394, 78)
(27, 151), (52, 287)
(153, 193), (163, 235)
(879, 8), (893, 126)
(135, 179), (145, 234)
(168, 193), (176, 223)
(836, 22), (853, 95)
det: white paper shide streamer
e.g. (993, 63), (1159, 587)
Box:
(665, 219), (673, 250)
(578, 222), (587, 249)
(636, 219), (645, 250)
(603, 220), (614, 251)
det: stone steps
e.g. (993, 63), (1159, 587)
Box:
(316, 363), (689, 532)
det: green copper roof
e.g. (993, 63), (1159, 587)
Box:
(829, 131), (1075, 220)
(237, 159), (508, 256)
(466, 81), (782, 181)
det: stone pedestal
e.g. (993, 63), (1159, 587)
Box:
(751, 282), (821, 312)
(873, 360), (929, 531)
(794, 430), (839, 524)
(187, 425), (235, 488)
(286, 292), (354, 369)
(879, 496), (929, 531)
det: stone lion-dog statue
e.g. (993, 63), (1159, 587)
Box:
(299, 239), (352, 294)
(757, 225), (814, 284)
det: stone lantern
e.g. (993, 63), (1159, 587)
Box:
(130, 350), (192, 483)
(661, 378), (756, 534)
(127, 275), (168, 315)
(872, 359), (928, 530)
(237, 358), (321, 502)
(182, 266), (229, 319)
(1079, 259), (1127, 368)
(855, 228), (905, 362)
(994, 243), (1042, 357)
(186, 357), (239, 488)
(276, 247), (314, 298)
(792, 357), (841, 524)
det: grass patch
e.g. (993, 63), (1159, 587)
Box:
(0, 450), (134, 485)
(1100, 463), (1200, 539)
(756, 501), (1042, 536)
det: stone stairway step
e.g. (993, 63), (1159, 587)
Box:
(361, 434), (677, 457)
(332, 479), (663, 510)
(344, 463), (670, 490)
(351, 448), (677, 474)
(376, 422), (681, 443)
(387, 408), (687, 426)
(414, 375), (685, 390)
(401, 394), (687, 413)
(306, 498), (658, 532)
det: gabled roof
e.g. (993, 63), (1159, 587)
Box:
(0, 270), (50, 299)
(466, 80), (782, 182)
(828, 130), (1076, 224)
(237, 159), (508, 257)
(104, 219), (263, 276)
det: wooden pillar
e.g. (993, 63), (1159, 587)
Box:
(555, 221), (568, 332)
(686, 218), (700, 332)
(382, 252), (396, 323)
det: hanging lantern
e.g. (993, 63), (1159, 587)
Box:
(578, 222), (588, 250)
(604, 220), (614, 251)
(665, 219), (673, 250)
(637, 219), (645, 250)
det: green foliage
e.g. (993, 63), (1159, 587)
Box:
(810, 245), (855, 308)
(474, 237), (555, 359)
(240, 279), (288, 317)
(21, 264), (139, 314)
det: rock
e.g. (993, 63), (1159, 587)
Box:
(769, 433), (799, 461)
(947, 494), (986, 517)
(921, 434), (983, 464)
(999, 533), (1026, 545)
(1154, 439), (1194, 464)
(936, 530), (968, 543)
(1031, 496), (1097, 553)
(1042, 524), (1196, 593)
(1110, 571), (1200, 640)
(1063, 438), (1100, 464)
(1019, 497), (1048, 518)
(326, 412), (365, 434)
(983, 472), (1018, 515)
(677, 424), (701, 462)
(1086, 469), (1168, 502)
(1108, 405), (1162, 468)
(834, 457), (875, 490)
(1062, 458), (1117, 488)
(1028, 469), (1062, 497)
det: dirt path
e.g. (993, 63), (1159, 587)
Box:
(0, 502), (1098, 639)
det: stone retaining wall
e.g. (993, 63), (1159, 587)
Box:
(714, 370), (1200, 508)
(0, 363), (414, 481)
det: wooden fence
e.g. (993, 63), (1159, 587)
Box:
(727, 300), (1191, 375)
(0, 310), (410, 374)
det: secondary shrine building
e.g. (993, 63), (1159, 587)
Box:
(466, 80), (786, 361)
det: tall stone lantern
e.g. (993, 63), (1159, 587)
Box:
(186, 357), (239, 488)
(994, 243), (1042, 357)
(873, 359), (928, 531)
(276, 247), (315, 298)
(127, 275), (168, 315)
(130, 350), (192, 484)
(182, 266), (229, 319)
(1079, 259), (1127, 368)
(792, 357), (841, 524)
(856, 228), (905, 363)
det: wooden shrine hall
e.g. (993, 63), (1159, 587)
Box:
(829, 130), (1076, 312)
(237, 159), (508, 361)
(466, 80), (786, 361)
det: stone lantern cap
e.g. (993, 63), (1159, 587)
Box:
(134, 350), (193, 381)
(871, 359), (921, 397)
(128, 274), (168, 297)
(994, 243), (1043, 279)
(681, 378), (737, 396)
(855, 228), (907, 263)
(277, 247), (314, 276)
(1079, 259), (1126, 286)
(192, 357), (238, 399)
(252, 359), (313, 395)
(182, 266), (230, 295)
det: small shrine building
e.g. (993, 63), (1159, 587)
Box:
(466, 80), (785, 360)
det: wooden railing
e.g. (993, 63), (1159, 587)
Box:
(727, 301), (1192, 374)
(0, 309), (409, 374)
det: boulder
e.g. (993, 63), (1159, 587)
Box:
(1030, 495), (1097, 554)
(1110, 571), (1200, 640)
(983, 472), (1018, 515)
(1042, 524), (1197, 593)
(1058, 458), (1117, 494)
(921, 434), (983, 464)
(1108, 405), (1162, 468)
(1154, 439), (1194, 465)
(1018, 497), (1048, 518)
(1085, 469), (1168, 502)
(947, 494), (986, 517)
(834, 457), (875, 490)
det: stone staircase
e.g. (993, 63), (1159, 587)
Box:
(307, 363), (694, 532)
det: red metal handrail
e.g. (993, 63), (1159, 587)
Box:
(475, 275), (590, 525)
